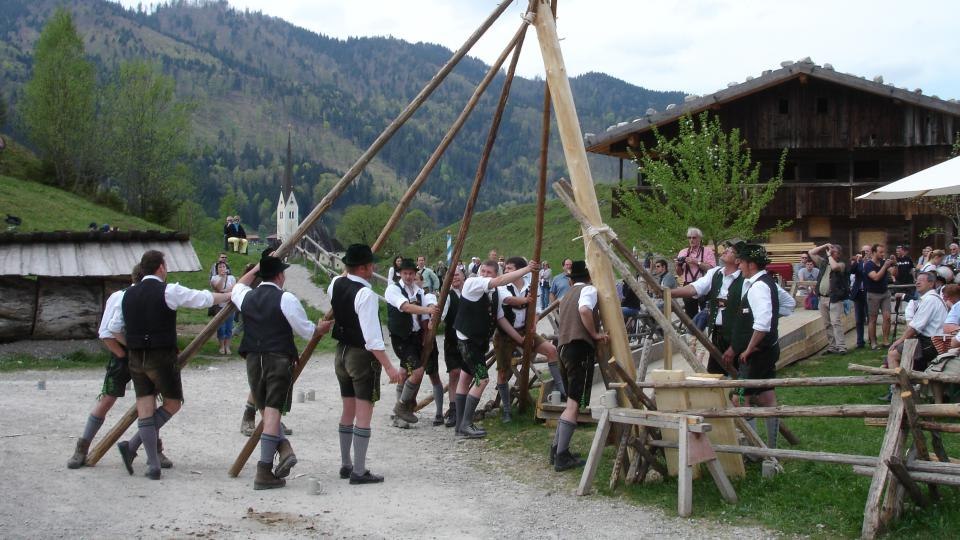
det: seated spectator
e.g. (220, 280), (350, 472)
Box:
(620, 275), (643, 320)
(917, 246), (933, 270)
(796, 260), (819, 293)
(226, 215), (249, 255)
(936, 285), (960, 354)
(885, 271), (946, 374)
(920, 250), (944, 272)
(945, 243), (960, 269)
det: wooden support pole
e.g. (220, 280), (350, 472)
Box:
(606, 358), (656, 410)
(86, 2), (514, 467)
(633, 375), (895, 389)
(683, 403), (960, 418)
(518, 0), (556, 413)
(577, 408), (612, 496)
(648, 439), (878, 467)
(532, 2), (634, 388)
(886, 457), (929, 507)
(853, 466), (960, 488)
(417, 12), (528, 371)
(849, 363), (960, 384)
(663, 288), (673, 370)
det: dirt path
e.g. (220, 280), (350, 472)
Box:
(282, 263), (331, 312)
(1, 356), (774, 539)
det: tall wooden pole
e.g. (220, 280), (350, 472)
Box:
(531, 1), (633, 383)
(518, 0), (557, 413)
(85, 1), (514, 467)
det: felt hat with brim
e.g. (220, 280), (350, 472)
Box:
(736, 243), (771, 266)
(398, 258), (417, 271)
(342, 243), (375, 266)
(569, 260), (590, 280)
(257, 252), (290, 279)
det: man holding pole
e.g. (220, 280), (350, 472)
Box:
(454, 258), (538, 438)
(329, 244), (402, 484)
(552, 260), (606, 471)
(231, 251), (332, 490)
(385, 258), (440, 426)
(109, 250), (229, 479)
(441, 269), (466, 427)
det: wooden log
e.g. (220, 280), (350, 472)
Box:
(577, 408), (611, 495)
(853, 466), (960, 487)
(886, 456), (928, 507)
(677, 420), (693, 517)
(648, 439), (879, 467)
(533, 2), (634, 387)
(606, 358), (656, 410)
(34, 277), (103, 339)
(633, 375), (895, 389)
(849, 363), (960, 384)
(866, 418), (960, 434)
(779, 422), (801, 446)
(663, 288), (673, 370)
(609, 427), (630, 491)
(683, 403), (960, 418)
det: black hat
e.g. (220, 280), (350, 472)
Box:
(342, 243), (375, 266)
(736, 243), (770, 266)
(257, 251), (290, 279)
(722, 237), (746, 249)
(398, 258), (417, 271)
(569, 260), (590, 281)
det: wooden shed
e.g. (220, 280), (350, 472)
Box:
(587, 58), (960, 255)
(0, 230), (201, 342)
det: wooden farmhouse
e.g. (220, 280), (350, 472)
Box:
(0, 230), (201, 342)
(586, 58), (960, 255)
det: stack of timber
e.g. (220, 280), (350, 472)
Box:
(763, 242), (816, 264)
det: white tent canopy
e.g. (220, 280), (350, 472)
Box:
(856, 155), (960, 200)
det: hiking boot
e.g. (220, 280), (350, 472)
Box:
(339, 465), (353, 479)
(281, 422), (293, 436)
(444, 406), (457, 428)
(241, 407), (256, 436)
(349, 470), (385, 484)
(117, 440), (136, 475)
(254, 462), (285, 490)
(554, 449), (586, 472)
(145, 468), (161, 480)
(391, 418), (412, 429)
(433, 414), (444, 426)
(501, 409), (512, 424)
(393, 401), (419, 424)
(67, 438), (90, 469)
(274, 439), (297, 479)
(157, 438), (173, 469)
(457, 424), (486, 439)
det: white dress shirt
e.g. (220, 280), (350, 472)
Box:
(107, 275), (214, 334)
(690, 266), (740, 326)
(231, 281), (316, 340)
(498, 281), (530, 328)
(578, 284), (599, 310)
(441, 288), (461, 320)
(910, 289), (948, 337)
(328, 274), (385, 351)
(741, 270), (774, 333)
(385, 281), (425, 332)
(456, 277), (505, 340)
(98, 289), (125, 340)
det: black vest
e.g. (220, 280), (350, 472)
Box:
(731, 273), (779, 353)
(386, 283), (421, 338)
(122, 278), (177, 350)
(454, 281), (499, 342)
(501, 283), (525, 328)
(331, 276), (367, 348)
(443, 289), (460, 353)
(238, 284), (297, 358)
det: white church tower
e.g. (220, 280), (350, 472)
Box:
(276, 130), (299, 242)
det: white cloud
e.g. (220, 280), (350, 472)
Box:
(120, 0), (960, 98)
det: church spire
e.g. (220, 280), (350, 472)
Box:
(282, 126), (293, 201)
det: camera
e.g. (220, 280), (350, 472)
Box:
(676, 256), (686, 264)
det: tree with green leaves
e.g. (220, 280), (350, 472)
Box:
(101, 60), (195, 221)
(615, 111), (787, 256)
(335, 202), (396, 252)
(0, 90), (7, 130)
(20, 8), (98, 191)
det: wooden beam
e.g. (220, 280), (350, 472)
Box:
(533, 1), (634, 386)
(648, 439), (878, 467)
(577, 408), (611, 496)
(633, 375), (895, 389)
(683, 403), (960, 418)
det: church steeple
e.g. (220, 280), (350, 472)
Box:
(282, 127), (293, 202)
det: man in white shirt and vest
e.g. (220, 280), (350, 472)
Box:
(885, 271), (946, 372)
(440, 269), (466, 427)
(109, 250), (229, 480)
(453, 258), (538, 438)
(329, 244), (402, 484)
(231, 251), (333, 490)
(385, 258), (440, 426)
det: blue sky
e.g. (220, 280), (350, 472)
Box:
(117, 0), (960, 100)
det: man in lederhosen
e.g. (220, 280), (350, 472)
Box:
(552, 261), (607, 471)
(385, 258), (440, 426)
(454, 258), (538, 438)
(109, 250), (229, 479)
(231, 251), (332, 489)
(329, 244), (402, 484)
(725, 243), (783, 448)
(440, 268), (466, 427)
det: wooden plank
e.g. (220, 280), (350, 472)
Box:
(887, 457), (928, 507)
(577, 408), (611, 496)
(685, 376), (746, 479)
(677, 420), (693, 517)
(609, 428), (630, 491)
(652, 370), (699, 478)
(705, 458), (739, 504)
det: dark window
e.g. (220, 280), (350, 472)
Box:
(854, 160), (880, 180)
(783, 162), (797, 181)
(815, 163), (837, 180)
(778, 99), (789, 114)
(816, 97), (828, 114)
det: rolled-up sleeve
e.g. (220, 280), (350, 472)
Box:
(106, 301), (125, 335)
(165, 282), (214, 310)
(230, 282), (251, 310)
(281, 291), (317, 340)
(747, 282), (773, 332)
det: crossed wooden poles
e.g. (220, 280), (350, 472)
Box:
(87, 0), (582, 473)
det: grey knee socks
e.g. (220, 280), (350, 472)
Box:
(259, 433), (281, 465)
(454, 393), (467, 430)
(497, 383), (511, 415)
(129, 407), (173, 453)
(82, 415), (104, 442)
(400, 380), (418, 404)
(766, 417), (780, 449)
(548, 363), (565, 395)
(556, 419), (576, 453)
(352, 427), (371, 475)
(460, 394), (481, 431)
(338, 424), (353, 468)
(432, 383), (444, 417)
(137, 417), (159, 471)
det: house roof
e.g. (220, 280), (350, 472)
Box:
(585, 57), (960, 155)
(0, 230), (202, 277)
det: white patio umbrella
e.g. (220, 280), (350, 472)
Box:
(856, 155), (960, 200)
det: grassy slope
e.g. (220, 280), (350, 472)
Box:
(481, 347), (960, 539)
(404, 183), (646, 266)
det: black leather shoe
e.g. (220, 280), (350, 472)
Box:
(117, 441), (136, 476)
(554, 449), (586, 472)
(145, 468), (161, 480)
(339, 465), (353, 479)
(349, 470), (384, 484)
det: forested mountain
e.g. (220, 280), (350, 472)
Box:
(0, 0), (684, 232)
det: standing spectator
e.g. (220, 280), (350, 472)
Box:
(416, 255), (440, 293)
(387, 256), (403, 284)
(210, 262), (237, 355)
(944, 243), (960, 269)
(916, 246), (933, 270)
(894, 245), (916, 301)
(808, 244), (849, 354)
(676, 227), (716, 318)
(849, 245), (872, 349)
(539, 261), (552, 310)
(550, 258), (574, 303)
(864, 244), (897, 349)
(209, 253), (232, 277)
(227, 216), (249, 255)
(468, 257), (481, 277)
(435, 259), (448, 284)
